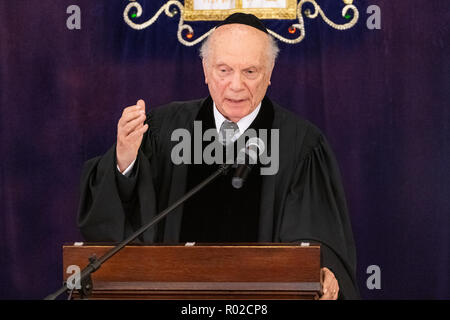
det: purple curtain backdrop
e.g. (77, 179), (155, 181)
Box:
(0, 0), (448, 299)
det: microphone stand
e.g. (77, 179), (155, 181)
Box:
(44, 163), (231, 300)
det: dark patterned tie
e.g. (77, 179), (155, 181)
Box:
(219, 120), (239, 145)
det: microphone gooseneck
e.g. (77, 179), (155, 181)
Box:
(232, 137), (265, 189)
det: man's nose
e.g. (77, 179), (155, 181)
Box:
(229, 72), (244, 91)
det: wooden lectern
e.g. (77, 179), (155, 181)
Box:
(63, 243), (321, 299)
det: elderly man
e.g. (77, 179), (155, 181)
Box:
(78, 13), (359, 299)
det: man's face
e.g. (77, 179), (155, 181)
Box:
(202, 24), (274, 123)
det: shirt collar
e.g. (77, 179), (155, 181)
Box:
(213, 102), (262, 136)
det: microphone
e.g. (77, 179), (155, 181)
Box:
(232, 137), (265, 189)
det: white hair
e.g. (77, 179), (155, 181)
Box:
(199, 30), (280, 67)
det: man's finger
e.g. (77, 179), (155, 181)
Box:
(119, 109), (145, 127)
(328, 281), (338, 300)
(322, 280), (332, 297)
(121, 104), (141, 116)
(127, 123), (149, 139)
(137, 99), (145, 110)
(333, 289), (339, 300)
(322, 270), (332, 289)
(122, 114), (146, 136)
(319, 290), (333, 300)
(325, 273), (339, 300)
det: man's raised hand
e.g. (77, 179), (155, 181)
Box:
(116, 99), (149, 172)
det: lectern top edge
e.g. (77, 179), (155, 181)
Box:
(63, 242), (321, 249)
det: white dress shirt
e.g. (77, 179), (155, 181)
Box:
(213, 102), (261, 142)
(119, 101), (262, 176)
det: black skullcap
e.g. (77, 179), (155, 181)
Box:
(216, 12), (268, 34)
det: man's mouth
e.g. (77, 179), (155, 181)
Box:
(226, 98), (246, 104)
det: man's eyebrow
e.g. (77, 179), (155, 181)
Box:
(214, 63), (231, 69)
(214, 61), (228, 66)
(214, 63), (260, 70)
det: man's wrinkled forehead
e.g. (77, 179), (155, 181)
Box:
(208, 25), (269, 63)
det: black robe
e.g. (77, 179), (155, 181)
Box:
(179, 96), (273, 243)
(77, 96), (360, 299)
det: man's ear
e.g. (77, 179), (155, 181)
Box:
(202, 59), (208, 84)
